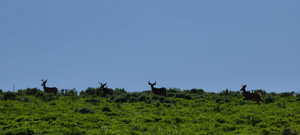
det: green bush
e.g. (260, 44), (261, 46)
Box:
(111, 93), (130, 103)
(265, 96), (276, 104)
(102, 106), (111, 112)
(282, 128), (298, 135)
(75, 108), (94, 114)
(17, 97), (30, 102)
(190, 88), (205, 94)
(3, 91), (17, 100)
(63, 127), (86, 135)
(40, 93), (58, 101)
(113, 88), (127, 95)
(17, 88), (40, 96)
(65, 89), (78, 96)
(4, 128), (34, 135)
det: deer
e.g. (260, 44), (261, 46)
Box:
(98, 82), (113, 96)
(41, 79), (58, 94)
(148, 81), (167, 96)
(240, 84), (263, 104)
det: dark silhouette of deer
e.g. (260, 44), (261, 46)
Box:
(148, 81), (167, 96)
(41, 79), (58, 94)
(98, 82), (113, 96)
(240, 84), (263, 103)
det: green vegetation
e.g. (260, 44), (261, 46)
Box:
(0, 88), (299, 135)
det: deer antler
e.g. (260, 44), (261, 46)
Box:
(148, 81), (157, 85)
(241, 84), (247, 88)
(41, 79), (47, 83)
(98, 81), (108, 88)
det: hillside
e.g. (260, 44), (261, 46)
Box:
(0, 88), (299, 135)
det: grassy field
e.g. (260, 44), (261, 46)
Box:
(0, 88), (299, 135)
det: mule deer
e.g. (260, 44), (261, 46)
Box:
(98, 82), (113, 96)
(41, 79), (58, 94)
(240, 84), (263, 103)
(148, 81), (167, 96)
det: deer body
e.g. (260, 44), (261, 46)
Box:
(148, 81), (167, 96)
(41, 80), (58, 94)
(240, 85), (263, 103)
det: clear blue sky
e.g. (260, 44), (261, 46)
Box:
(1, 1), (299, 92)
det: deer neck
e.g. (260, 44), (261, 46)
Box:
(240, 89), (246, 93)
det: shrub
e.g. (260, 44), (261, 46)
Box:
(270, 92), (277, 96)
(190, 88), (205, 94)
(102, 106), (111, 112)
(220, 89), (235, 96)
(277, 102), (287, 109)
(76, 108), (94, 114)
(65, 89), (78, 96)
(4, 127), (34, 135)
(166, 88), (181, 97)
(114, 88), (127, 96)
(282, 128), (298, 135)
(3, 91), (17, 100)
(17, 97), (30, 102)
(280, 92), (296, 97)
(80, 87), (98, 97)
(40, 94), (58, 101)
(63, 127), (86, 135)
(175, 93), (192, 100)
(215, 97), (230, 104)
(136, 93), (153, 103)
(24, 88), (40, 95)
(85, 99), (100, 104)
(112, 94), (130, 103)
(265, 96), (276, 104)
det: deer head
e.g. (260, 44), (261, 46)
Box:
(41, 79), (48, 87)
(240, 84), (247, 92)
(98, 81), (107, 89)
(148, 81), (157, 88)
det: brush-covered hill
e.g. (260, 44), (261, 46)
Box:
(0, 88), (299, 135)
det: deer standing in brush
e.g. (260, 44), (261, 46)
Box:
(148, 81), (167, 96)
(41, 79), (58, 94)
(240, 84), (263, 103)
(98, 82), (113, 96)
